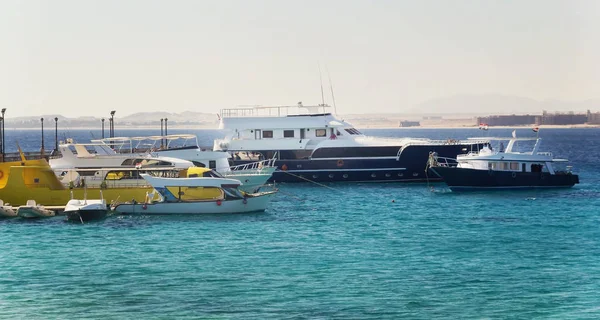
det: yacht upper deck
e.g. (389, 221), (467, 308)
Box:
(220, 103), (333, 118)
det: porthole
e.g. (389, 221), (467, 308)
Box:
(398, 173), (404, 177)
(371, 173), (376, 178)
(385, 173), (391, 178)
(312, 175), (318, 179)
(328, 174), (334, 178)
(343, 174), (348, 179)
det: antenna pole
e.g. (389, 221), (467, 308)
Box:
(318, 63), (325, 106)
(326, 66), (338, 116)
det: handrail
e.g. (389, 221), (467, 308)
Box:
(427, 153), (459, 168)
(226, 158), (277, 172)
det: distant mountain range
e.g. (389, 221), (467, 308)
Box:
(411, 94), (600, 115)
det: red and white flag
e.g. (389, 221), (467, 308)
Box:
(479, 123), (489, 130)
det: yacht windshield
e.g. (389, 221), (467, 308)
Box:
(344, 128), (362, 135)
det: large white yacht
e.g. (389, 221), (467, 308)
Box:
(214, 103), (488, 182)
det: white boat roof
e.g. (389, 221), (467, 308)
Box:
(467, 137), (538, 141)
(220, 103), (333, 118)
(220, 114), (350, 130)
(140, 174), (241, 188)
(100, 134), (198, 142)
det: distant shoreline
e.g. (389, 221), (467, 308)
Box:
(6, 124), (600, 131)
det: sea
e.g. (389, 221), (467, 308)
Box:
(1, 127), (599, 319)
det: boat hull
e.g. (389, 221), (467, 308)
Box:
(229, 143), (482, 183)
(225, 171), (275, 193)
(66, 209), (108, 222)
(0, 206), (17, 218)
(431, 166), (580, 191)
(114, 193), (275, 215)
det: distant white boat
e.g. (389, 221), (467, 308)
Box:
(114, 171), (277, 215)
(17, 200), (55, 218)
(0, 200), (16, 218)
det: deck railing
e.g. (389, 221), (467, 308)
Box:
(227, 158), (277, 173)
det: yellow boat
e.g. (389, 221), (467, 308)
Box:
(0, 158), (154, 207)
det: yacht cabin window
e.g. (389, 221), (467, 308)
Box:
(283, 130), (294, 138)
(510, 162), (519, 170)
(344, 128), (362, 135)
(262, 130), (273, 139)
(209, 160), (217, 169)
(315, 129), (327, 137)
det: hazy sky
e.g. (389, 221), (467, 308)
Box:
(1, 0), (599, 117)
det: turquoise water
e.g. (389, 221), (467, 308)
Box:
(1, 128), (600, 319)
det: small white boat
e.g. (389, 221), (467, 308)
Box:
(114, 171), (277, 215)
(17, 200), (55, 218)
(64, 199), (108, 223)
(0, 200), (17, 218)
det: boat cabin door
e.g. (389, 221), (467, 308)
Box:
(300, 129), (306, 139)
(255, 129), (262, 140)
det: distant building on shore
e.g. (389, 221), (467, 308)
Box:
(538, 111), (587, 125)
(476, 110), (599, 126)
(399, 120), (420, 127)
(588, 110), (600, 124)
(476, 114), (538, 126)
(422, 116), (442, 120)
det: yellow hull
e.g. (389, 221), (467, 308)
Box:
(0, 159), (153, 206)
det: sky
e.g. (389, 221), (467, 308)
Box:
(1, 0), (599, 117)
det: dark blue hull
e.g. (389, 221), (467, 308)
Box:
(66, 209), (108, 222)
(230, 143), (485, 183)
(431, 166), (580, 191)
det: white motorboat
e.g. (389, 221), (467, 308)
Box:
(17, 200), (55, 218)
(0, 200), (16, 218)
(64, 193), (109, 223)
(113, 170), (277, 215)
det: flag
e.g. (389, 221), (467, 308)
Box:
(512, 130), (516, 138)
(532, 126), (539, 132)
(479, 123), (488, 130)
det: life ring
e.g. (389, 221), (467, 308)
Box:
(337, 159), (344, 167)
(511, 172), (517, 178)
(216, 199), (222, 206)
(281, 164), (288, 171)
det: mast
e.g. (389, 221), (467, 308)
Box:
(318, 64), (325, 107)
(326, 65), (338, 116)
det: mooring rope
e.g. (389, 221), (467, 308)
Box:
(280, 170), (343, 192)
